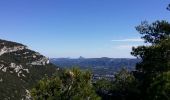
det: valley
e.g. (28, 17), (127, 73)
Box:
(50, 57), (139, 80)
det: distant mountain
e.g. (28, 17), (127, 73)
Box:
(0, 39), (58, 100)
(50, 57), (139, 76)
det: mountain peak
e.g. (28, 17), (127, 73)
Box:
(79, 56), (85, 59)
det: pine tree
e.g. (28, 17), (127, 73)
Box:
(31, 68), (101, 100)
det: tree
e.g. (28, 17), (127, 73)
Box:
(136, 20), (170, 44)
(148, 71), (170, 100)
(31, 68), (101, 100)
(94, 68), (140, 100)
(31, 75), (62, 100)
(94, 79), (113, 100)
(112, 68), (140, 100)
(131, 20), (170, 99)
(132, 39), (170, 73)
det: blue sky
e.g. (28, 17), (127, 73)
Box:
(0, 0), (170, 58)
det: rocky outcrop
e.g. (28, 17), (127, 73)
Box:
(0, 46), (26, 55)
(0, 39), (58, 100)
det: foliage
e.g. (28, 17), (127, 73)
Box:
(148, 71), (170, 100)
(111, 68), (140, 100)
(136, 20), (170, 44)
(131, 20), (170, 99)
(94, 68), (140, 100)
(131, 38), (170, 73)
(31, 68), (101, 100)
(94, 79), (113, 100)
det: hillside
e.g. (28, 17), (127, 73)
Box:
(0, 39), (58, 100)
(50, 57), (139, 78)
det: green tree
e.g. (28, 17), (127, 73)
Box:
(94, 68), (139, 100)
(132, 38), (170, 73)
(31, 76), (62, 100)
(31, 68), (101, 100)
(148, 71), (170, 100)
(131, 20), (170, 99)
(112, 68), (140, 100)
(94, 79), (113, 100)
(135, 20), (170, 44)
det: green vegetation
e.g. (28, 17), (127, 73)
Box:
(31, 68), (101, 100)
(131, 21), (170, 99)
(148, 71), (170, 100)
(94, 68), (139, 100)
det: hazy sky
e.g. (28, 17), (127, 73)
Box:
(0, 0), (170, 58)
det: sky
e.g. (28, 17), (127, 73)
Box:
(0, 0), (170, 58)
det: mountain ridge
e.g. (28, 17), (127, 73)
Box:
(50, 57), (139, 78)
(0, 39), (58, 100)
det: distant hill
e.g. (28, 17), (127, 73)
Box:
(0, 39), (58, 100)
(50, 57), (139, 76)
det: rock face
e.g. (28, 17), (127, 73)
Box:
(0, 39), (58, 100)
